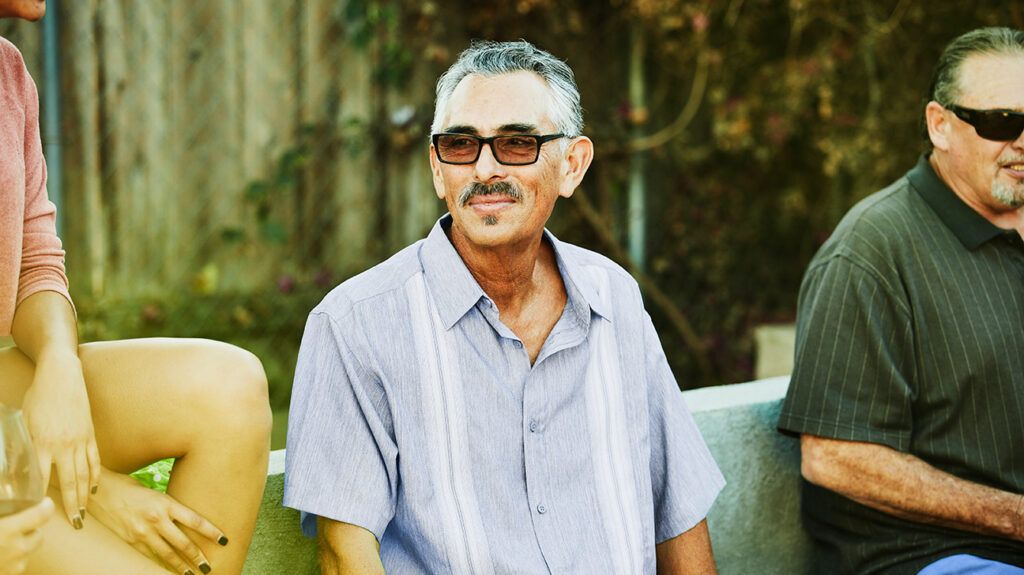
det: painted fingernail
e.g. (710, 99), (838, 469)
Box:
(73, 515), (83, 530)
(185, 571), (195, 575)
(91, 485), (98, 494)
(217, 535), (229, 546)
(79, 507), (86, 520)
(199, 563), (211, 574)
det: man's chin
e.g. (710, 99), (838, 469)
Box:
(455, 220), (520, 249)
(992, 182), (1024, 209)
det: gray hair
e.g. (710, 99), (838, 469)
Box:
(929, 27), (1024, 107)
(431, 40), (584, 137)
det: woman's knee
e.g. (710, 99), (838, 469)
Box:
(191, 340), (273, 438)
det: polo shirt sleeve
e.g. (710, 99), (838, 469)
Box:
(778, 254), (916, 451)
(644, 312), (725, 543)
(283, 310), (398, 540)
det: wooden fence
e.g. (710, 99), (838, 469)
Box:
(5, 0), (444, 298)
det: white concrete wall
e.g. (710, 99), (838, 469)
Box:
(685, 377), (811, 574)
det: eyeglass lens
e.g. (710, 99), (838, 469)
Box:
(436, 135), (540, 165)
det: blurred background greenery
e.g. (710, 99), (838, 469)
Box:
(2, 1), (1018, 448)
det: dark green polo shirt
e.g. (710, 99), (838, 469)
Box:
(779, 156), (1024, 574)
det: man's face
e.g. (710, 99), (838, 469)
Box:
(938, 53), (1024, 211)
(429, 71), (578, 250)
(0, 0), (46, 21)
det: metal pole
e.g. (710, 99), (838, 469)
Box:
(41, 0), (63, 236)
(628, 21), (647, 271)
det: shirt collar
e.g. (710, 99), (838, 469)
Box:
(546, 230), (612, 323)
(909, 154), (1005, 250)
(419, 214), (610, 330)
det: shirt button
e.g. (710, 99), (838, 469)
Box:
(537, 504), (547, 514)
(513, 340), (523, 348)
(529, 420), (538, 432)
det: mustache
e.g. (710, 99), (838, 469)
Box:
(458, 181), (523, 206)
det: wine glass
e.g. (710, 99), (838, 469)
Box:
(0, 404), (45, 517)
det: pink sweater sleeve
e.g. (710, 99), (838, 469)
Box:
(0, 37), (74, 336)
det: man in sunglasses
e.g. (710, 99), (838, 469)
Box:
(780, 27), (1024, 575)
(284, 40), (724, 574)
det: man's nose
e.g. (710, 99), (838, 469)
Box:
(474, 142), (508, 182)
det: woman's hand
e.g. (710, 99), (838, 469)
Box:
(89, 468), (228, 575)
(0, 498), (54, 575)
(20, 350), (102, 529)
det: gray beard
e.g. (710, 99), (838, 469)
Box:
(992, 180), (1024, 208)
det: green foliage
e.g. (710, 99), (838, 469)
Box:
(223, 129), (314, 246)
(130, 459), (174, 493)
(344, 0), (414, 88)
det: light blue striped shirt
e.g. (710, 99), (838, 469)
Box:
(284, 215), (724, 574)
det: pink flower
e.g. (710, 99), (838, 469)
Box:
(277, 275), (296, 294)
(692, 12), (709, 34)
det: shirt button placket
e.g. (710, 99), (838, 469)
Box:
(523, 371), (557, 568)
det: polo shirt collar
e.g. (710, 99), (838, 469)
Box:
(909, 155), (1005, 250)
(419, 214), (610, 330)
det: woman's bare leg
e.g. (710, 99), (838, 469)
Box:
(0, 338), (272, 575)
(32, 484), (175, 574)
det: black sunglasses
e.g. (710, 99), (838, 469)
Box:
(432, 133), (565, 165)
(947, 105), (1024, 142)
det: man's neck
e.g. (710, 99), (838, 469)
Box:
(930, 154), (1024, 235)
(449, 227), (560, 315)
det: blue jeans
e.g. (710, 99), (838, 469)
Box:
(918, 555), (1024, 575)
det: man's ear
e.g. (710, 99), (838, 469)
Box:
(925, 101), (953, 151)
(559, 136), (594, 199)
(429, 144), (446, 200)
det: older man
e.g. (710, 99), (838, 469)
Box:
(779, 27), (1024, 575)
(284, 40), (725, 574)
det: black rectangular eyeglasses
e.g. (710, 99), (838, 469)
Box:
(432, 133), (565, 165)
(947, 105), (1024, 142)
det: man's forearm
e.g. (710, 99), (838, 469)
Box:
(655, 519), (717, 575)
(317, 517), (385, 575)
(801, 434), (1024, 541)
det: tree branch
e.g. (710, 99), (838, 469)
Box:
(571, 187), (714, 383)
(627, 46), (710, 153)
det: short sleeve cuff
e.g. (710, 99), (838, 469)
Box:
(283, 492), (392, 541)
(655, 468), (725, 544)
(777, 412), (910, 452)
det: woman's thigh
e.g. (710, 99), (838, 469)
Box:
(0, 337), (269, 473)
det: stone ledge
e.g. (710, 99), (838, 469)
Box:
(687, 377), (810, 574)
(243, 377), (809, 574)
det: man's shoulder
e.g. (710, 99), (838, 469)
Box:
(311, 240), (424, 322)
(557, 240), (637, 286)
(812, 174), (924, 266)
